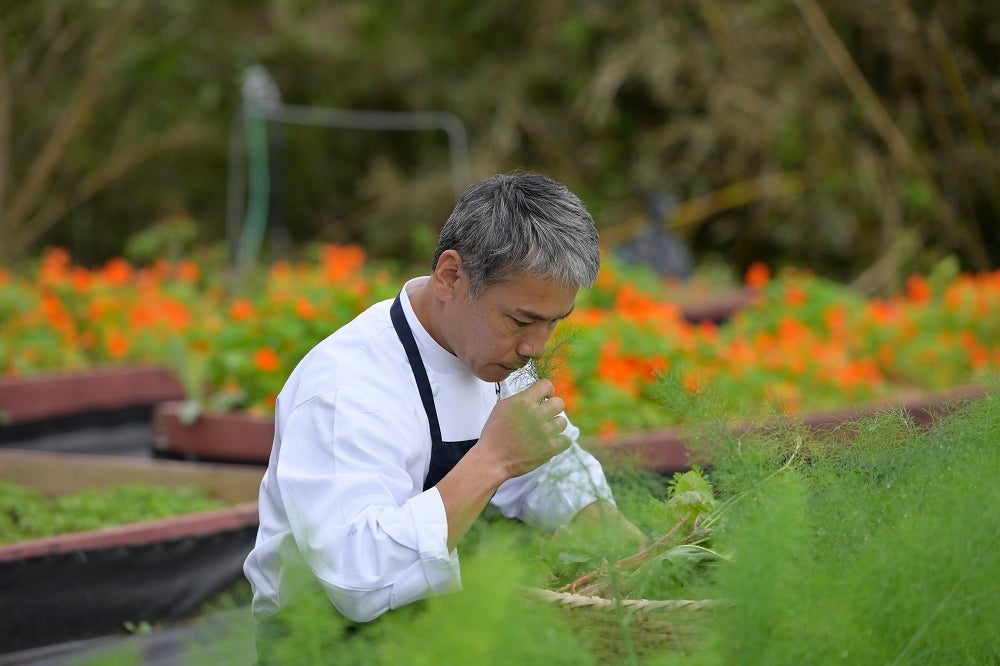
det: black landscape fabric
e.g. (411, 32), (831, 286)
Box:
(0, 526), (256, 654)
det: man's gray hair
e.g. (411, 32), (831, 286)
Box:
(433, 172), (600, 298)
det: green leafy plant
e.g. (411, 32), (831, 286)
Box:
(668, 378), (1000, 664)
(0, 482), (226, 544)
(62, 380), (999, 665)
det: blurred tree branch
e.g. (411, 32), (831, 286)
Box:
(0, 2), (209, 262)
(0, 33), (10, 223)
(7, 121), (207, 256)
(669, 173), (805, 232)
(0, 5), (139, 252)
(792, 0), (989, 268)
(925, 18), (1000, 218)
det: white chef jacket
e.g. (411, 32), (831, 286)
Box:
(243, 277), (615, 623)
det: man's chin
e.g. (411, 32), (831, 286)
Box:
(480, 364), (514, 383)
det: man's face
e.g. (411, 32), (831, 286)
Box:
(443, 271), (579, 383)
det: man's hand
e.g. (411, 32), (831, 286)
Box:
(436, 379), (574, 551)
(477, 379), (572, 480)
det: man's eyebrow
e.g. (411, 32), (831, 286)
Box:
(515, 305), (575, 322)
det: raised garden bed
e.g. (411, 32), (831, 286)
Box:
(151, 384), (985, 473)
(0, 366), (185, 444)
(153, 402), (274, 464)
(0, 449), (262, 655)
(600, 383), (986, 472)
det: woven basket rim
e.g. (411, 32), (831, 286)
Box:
(527, 587), (720, 613)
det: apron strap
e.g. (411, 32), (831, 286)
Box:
(390, 294), (443, 446)
(390, 292), (489, 491)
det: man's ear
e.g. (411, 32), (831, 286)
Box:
(432, 249), (464, 301)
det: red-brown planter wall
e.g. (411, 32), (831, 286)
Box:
(153, 401), (274, 464)
(0, 365), (185, 425)
(678, 287), (756, 324)
(597, 384), (986, 473)
(153, 384), (985, 473)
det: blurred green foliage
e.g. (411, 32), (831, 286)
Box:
(0, 482), (225, 544)
(1, 0), (997, 288)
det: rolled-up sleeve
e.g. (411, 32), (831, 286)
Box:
(276, 390), (461, 622)
(490, 417), (615, 532)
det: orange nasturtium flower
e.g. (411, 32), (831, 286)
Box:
(176, 260), (201, 284)
(230, 298), (256, 322)
(269, 260), (292, 279)
(822, 304), (849, 336)
(40, 293), (74, 335)
(39, 246), (72, 284)
(681, 369), (705, 394)
(253, 347), (282, 373)
(294, 296), (317, 320)
(322, 244), (366, 282)
(866, 299), (900, 326)
(129, 302), (158, 329)
(766, 381), (801, 414)
(101, 257), (133, 285)
(159, 298), (192, 332)
(613, 282), (682, 324)
(597, 419), (619, 441)
(105, 330), (131, 359)
(550, 372), (579, 413)
(595, 340), (640, 397)
(783, 283), (808, 307)
(147, 259), (171, 281)
(744, 261), (771, 289)
(776, 316), (811, 346)
(570, 307), (606, 327)
(70, 267), (92, 292)
(905, 274), (932, 303)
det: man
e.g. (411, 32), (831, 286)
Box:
(244, 172), (644, 638)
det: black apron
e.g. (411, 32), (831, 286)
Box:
(390, 294), (491, 491)
(255, 296), (470, 659)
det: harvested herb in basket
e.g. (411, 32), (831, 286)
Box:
(541, 467), (725, 601)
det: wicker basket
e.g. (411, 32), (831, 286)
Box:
(528, 588), (719, 662)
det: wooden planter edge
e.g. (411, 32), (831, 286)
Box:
(0, 365), (185, 425)
(0, 449), (263, 562)
(0, 503), (259, 563)
(153, 402), (274, 463)
(595, 383), (986, 473)
(152, 384), (986, 473)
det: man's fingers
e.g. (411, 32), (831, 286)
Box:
(525, 379), (554, 401)
(541, 396), (565, 416)
(553, 432), (572, 454)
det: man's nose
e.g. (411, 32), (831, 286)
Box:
(516, 325), (551, 359)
